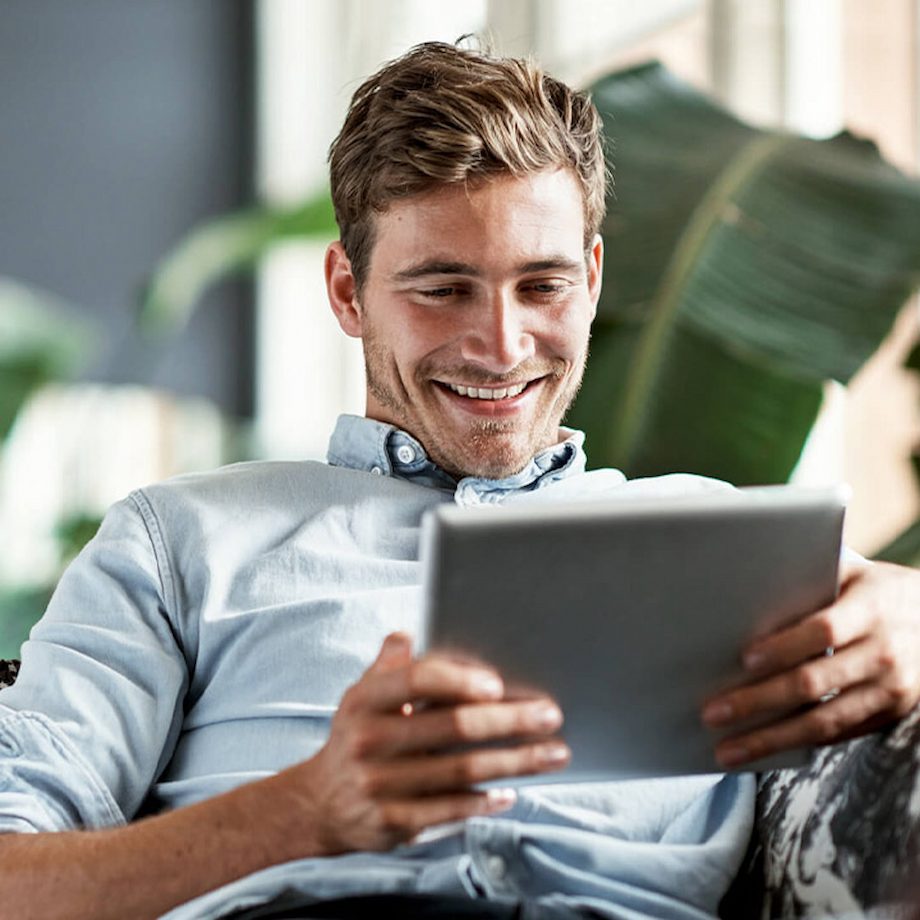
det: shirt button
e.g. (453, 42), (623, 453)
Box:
(395, 445), (416, 464)
(484, 854), (507, 881)
(370, 466), (383, 475)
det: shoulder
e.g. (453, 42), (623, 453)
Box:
(612, 471), (736, 498)
(521, 467), (734, 504)
(133, 459), (379, 517)
(124, 459), (440, 546)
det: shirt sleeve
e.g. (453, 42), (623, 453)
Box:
(0, 493), (189, 832)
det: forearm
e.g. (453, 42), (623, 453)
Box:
(0, 764), (320, 920)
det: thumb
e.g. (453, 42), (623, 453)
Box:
(374, 632), (413, 669)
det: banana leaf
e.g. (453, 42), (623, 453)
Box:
(568, 62), (920, 486)
(140, 191), (338, 332)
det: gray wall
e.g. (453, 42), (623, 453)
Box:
(0, 0), (254, 415)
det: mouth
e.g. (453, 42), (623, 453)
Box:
(431, 376), (545, 417)
(438, 380), (532, 400)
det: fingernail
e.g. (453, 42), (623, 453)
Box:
(471, 672), (503, 698)
(537, 742), (570, 764)
(744, 649), (766, 670)
(380, 633), (409, 660)
(531, 702), (563, 730)
(718, 746), (749, 767)
(702, 701), (733, 725)
(485, 787), (517, 811)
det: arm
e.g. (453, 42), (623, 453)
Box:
(0, 633), (567, 920)
(702, 560), (920, 766)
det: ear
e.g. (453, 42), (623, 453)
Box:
(325, 241), (363, 337)
(586, 234), (603, 321)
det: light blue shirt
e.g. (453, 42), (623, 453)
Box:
(0, 415), (754, 919)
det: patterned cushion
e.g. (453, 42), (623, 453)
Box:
(734, 709), (920, 918)
(0, 659), (19, 690)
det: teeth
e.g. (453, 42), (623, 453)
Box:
(445, 382), (527, 400)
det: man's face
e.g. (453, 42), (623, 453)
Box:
(326, 168), (603, 479)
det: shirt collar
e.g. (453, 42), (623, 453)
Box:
(326, 414), (586, 503)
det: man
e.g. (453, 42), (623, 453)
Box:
(1, 41), (919, 920)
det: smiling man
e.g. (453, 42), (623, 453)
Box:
(327, 168), (601, 480)
(1, 40), (920, 920)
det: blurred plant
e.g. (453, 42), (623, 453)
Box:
(56, 513), (103, 566)
(0, 279), (97, 657)
(141, 192), (338, 331)
(0, 279), (92, 440)
(568, 62), (920, 562)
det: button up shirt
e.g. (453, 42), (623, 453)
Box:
(0, 415), (753, 919)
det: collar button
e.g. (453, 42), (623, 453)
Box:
(395, 445), (416, 464)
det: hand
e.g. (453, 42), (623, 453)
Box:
(292, 632), (569, 854)
(702, 561), (920, 767)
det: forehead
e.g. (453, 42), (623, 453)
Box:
(368, 169), (587, 276)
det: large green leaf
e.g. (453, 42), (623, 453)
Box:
(140, 191), (338, 332)
(569, 62), (920, 483)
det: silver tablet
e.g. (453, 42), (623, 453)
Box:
(419, 485), (847, 781)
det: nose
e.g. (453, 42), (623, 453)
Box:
(459, 289), (536, 373)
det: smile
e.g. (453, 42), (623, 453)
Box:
(440, 381), (531, 400)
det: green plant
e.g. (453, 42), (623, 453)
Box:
(141, 192), (338, 331)
(0, 279), (97, 657)
(567, 62), (920, 560)
(0, 279), (92, 440)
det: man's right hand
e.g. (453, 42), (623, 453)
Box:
(290, 631), (569, 855)
(0, 636), (565, 920)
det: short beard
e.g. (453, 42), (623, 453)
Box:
(361, 327), (586, 480)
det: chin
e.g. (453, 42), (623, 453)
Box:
(437, 437), (545, 481)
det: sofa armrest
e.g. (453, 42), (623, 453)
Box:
(727, 708), (920, 918)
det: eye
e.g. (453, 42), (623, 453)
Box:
(523, 280), (571, 299)
(418, 286), (458, 299)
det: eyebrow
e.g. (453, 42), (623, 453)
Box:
(391, 255), (584, 281)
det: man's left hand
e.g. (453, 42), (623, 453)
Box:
(702, 560), (920, 767)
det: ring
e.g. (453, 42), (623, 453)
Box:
(400, 702), (414, 717)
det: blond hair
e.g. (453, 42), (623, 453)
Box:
(329, 41), (607, 288)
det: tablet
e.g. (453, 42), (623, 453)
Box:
(419, 485), (847, 781)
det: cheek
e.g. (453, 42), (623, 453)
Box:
(402, 309), (462, 354)
(542, 311), (591, 359)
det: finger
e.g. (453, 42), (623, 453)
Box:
(374, 632), (414, 671)
(703, 638), (882, 728)
(713, 681), (899, 767)
(375, 788), (518, 844)
(359, 698), (564, 757)
(357, 740), (571, 797)
(742, 586), (873, 677)
(838, 556), (873, 586)
(345, 654), (505, 714)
